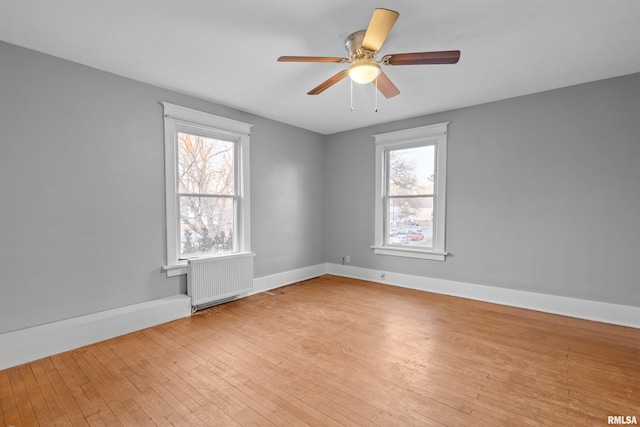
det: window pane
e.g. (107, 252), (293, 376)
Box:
(386, 197), (434, 248)
(178, 133), (235, 195)
(179, 196), (234, 257)
(388, 145), (435, 196)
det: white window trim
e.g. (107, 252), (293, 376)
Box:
(161, 103), (253, 276)
(371, 122), (449, 261)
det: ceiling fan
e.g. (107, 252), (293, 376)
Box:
(278, 8), (460, 98)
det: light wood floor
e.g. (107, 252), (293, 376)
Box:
(1, 275), (638, 426)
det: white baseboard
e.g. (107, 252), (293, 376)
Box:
(0, 295), (192, 370)
(3, 263), (635, 371)
(0, 263), (329, 371)
(252, 263), (329, 294)
(327, 264), (640, 329)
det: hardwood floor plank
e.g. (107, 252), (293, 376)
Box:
(18, 364), (53, 425)
(52, 353), (100, 419)
(109, 338), (211, 425)
(1, 275), (638, 425)
(245, 380), (342, 427)
(30, 359), (77, 426)
(100, 337), (215, 426)
(42, 367), (89, 426)
(85, 412), (109, 427)
(0, 369), (23, 427)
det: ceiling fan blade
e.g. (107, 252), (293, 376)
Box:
(385, 50), (461, 66)
(307, 70), (349, 95)
(278, 56), (348, 63)
(361, 8), (399, 52)
(374, 71), (400, 98)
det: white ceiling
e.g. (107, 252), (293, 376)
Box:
(1, 0), (639, 135)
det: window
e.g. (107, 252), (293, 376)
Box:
(372, 122), (448, 261)
(162, 103), (252, 275)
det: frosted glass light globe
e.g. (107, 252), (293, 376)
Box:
(348, 62), (381, 84)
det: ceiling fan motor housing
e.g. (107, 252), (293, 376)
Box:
(345, 30), (371, 56)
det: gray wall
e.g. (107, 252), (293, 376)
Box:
(0, 42), (326, 333)
(325, 73), (640, 307)
(1, 40), (638, 336)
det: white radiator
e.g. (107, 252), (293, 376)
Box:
(187, 253), (254, 308)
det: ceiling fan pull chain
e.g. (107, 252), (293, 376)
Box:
(374, 75), (378, 112)
(350, 79), (354, 111)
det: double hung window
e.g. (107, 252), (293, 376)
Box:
(162, 103), (252, 274)
(373, 123), (448, 261)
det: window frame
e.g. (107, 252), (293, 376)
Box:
(372, 122), (449, 261)
(162, 103), (252, 276)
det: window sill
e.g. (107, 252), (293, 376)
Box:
(370, 245), (447, 261)
(162, 262), (187, 277)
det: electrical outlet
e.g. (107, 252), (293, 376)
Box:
(345, 256), (351, 263)
(380, 272), (386, 280)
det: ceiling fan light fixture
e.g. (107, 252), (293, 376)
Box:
(348, 61), (381, 84)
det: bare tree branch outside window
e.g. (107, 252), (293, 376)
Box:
(178, 133), (235, 256)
